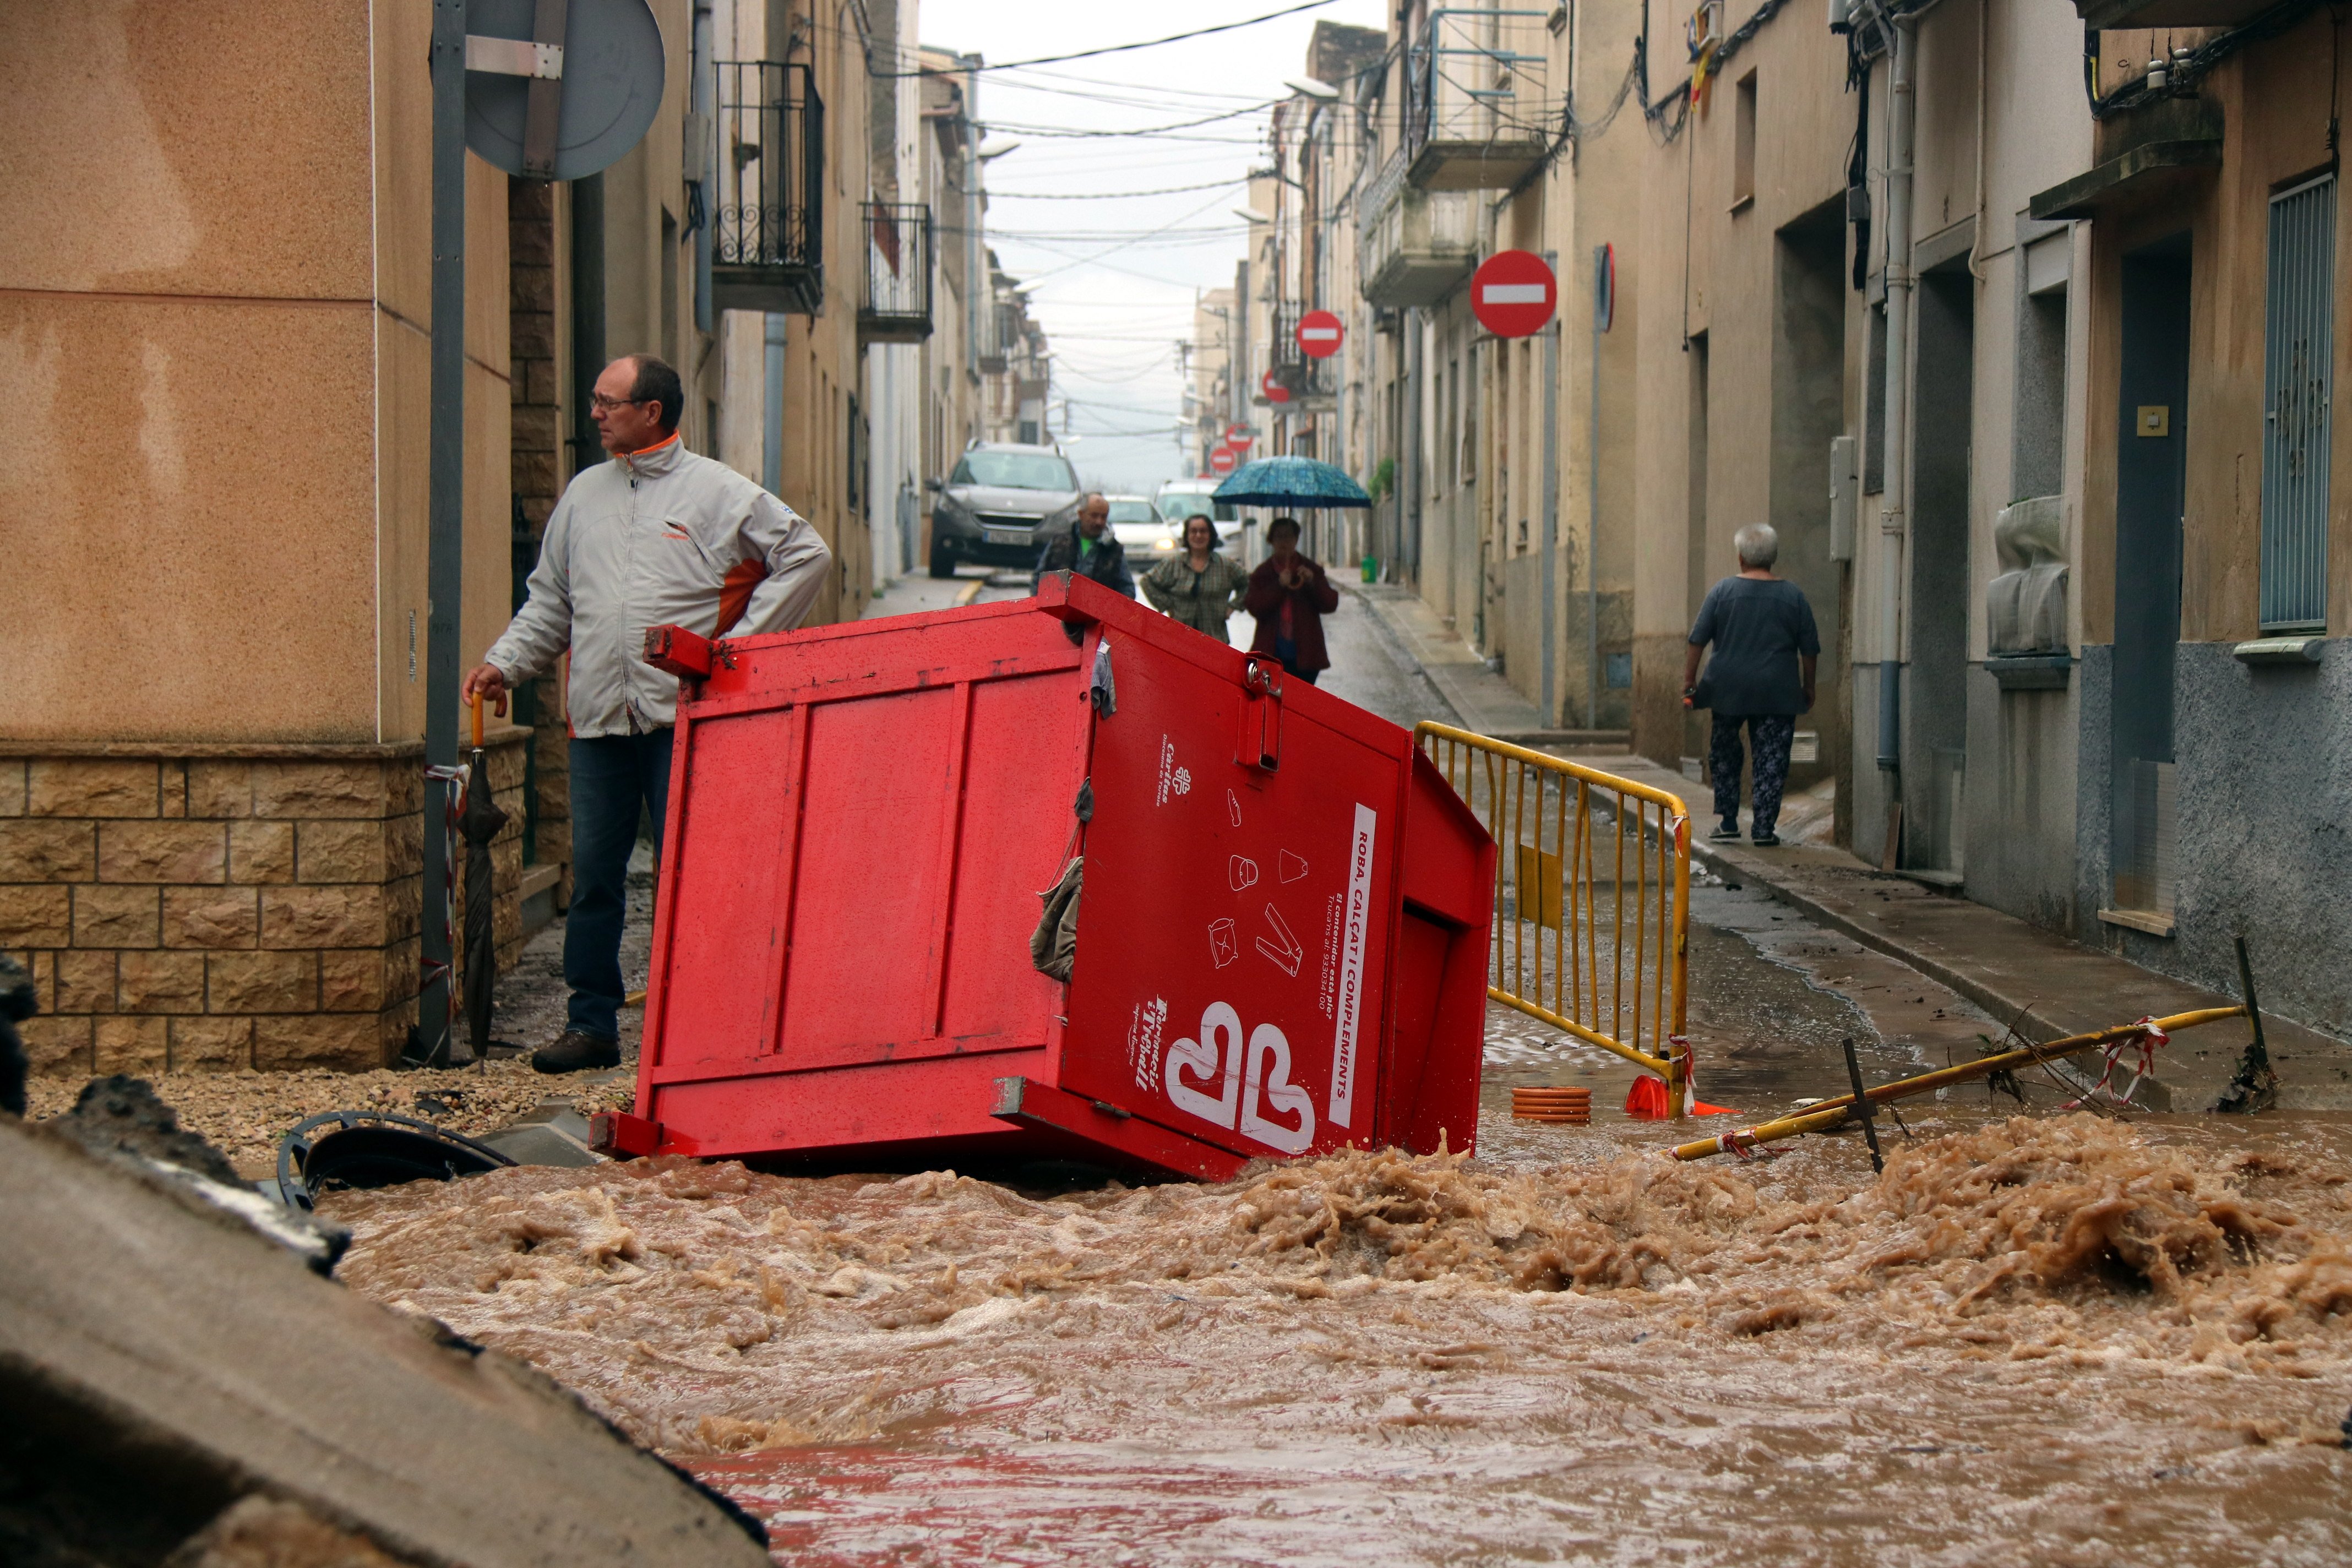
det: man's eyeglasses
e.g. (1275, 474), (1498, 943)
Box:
(590, 393), (646, 412)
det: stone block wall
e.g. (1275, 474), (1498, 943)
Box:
(0, 735), (528, 1077)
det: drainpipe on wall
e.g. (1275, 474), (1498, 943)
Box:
(1406, 306), (1424, 584)
(1235, 260), (1252, 432)
(569, 172), (606, 477)
(690, 2), (714, 336)
(1876, 14), (1917, 777)
(764, 314), (787, 493)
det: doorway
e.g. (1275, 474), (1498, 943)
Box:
(1771, 204), (1848, 795)
(1904, 263), (1974, 874)
(2110, 233), (2191, 918)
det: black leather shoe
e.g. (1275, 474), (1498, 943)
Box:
(531, 1030), (620, 1074)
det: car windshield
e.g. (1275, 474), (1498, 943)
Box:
(1157, 493), (1237, 524)
(950, 450), (1078, 491)
(1107, 500), (1159, 525)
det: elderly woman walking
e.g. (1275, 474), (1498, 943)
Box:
(1141, 510), (1249, 644)
(1684, 523), (1819, 847)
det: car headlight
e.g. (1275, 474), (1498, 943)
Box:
(1155, 536), (1178, 551)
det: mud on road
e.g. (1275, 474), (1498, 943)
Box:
(326, 1109), (2352, 1566)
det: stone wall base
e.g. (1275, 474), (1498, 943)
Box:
(0, 733), (531, 1075)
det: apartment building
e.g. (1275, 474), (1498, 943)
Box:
(1, 0), (979, 1077)
(1188, 284), (1241, 469)
(1242, 23), (1386, 567)
(1197, 0), (2352, 1036)
(2021, 0), (2352, 1033)
(1623, 0), (2350, 1034)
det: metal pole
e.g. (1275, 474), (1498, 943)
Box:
(691, 2), (714, 335)
(569, 172), (605, 472)
(1877, 17), (1917, 781)
(1336, 334), (1349, 567)
(422, 0), (467, 1066)
(763, 314), (787, 492)
(1540, 313), (1558, 726)
(1405, 307), (1423, 582)
(1588, 245), (1605, 730)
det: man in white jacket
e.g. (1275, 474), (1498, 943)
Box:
(463, 355), (831, 1072)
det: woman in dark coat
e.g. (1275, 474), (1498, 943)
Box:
(1243, 516), (1340, 684)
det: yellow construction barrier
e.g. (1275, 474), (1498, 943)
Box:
(1669, 1004), (2250, 1161)
(1413, 722), (1696, 1116)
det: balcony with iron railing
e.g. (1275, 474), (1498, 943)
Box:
(858, 202), (932, 342)
(1357, 149), (1479, 307)
(1404, 8), (1552, 192)
(712, 61), (824, 315)
(1266, 302), (1335, 405)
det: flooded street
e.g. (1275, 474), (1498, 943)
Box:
(329, 1107), (2352, 1565)
(317, 602), (2352, 1565)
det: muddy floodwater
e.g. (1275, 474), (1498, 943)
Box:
(329, 1092), (2352, 1565)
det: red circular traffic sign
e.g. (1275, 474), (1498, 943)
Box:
(1209, 447), (1238, 475)
(1226, 422), (1253, 443)
(1295, 309), (1343, 358)
(1471, 249), (1556, 338)
(1260, 369), (1291, 405)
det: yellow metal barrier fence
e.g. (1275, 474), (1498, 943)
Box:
(1414, 722), (1695, 1116)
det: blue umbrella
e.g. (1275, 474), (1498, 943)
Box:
(1211, 455), (1371, 509)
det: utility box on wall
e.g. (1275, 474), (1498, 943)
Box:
(600, 575), (1496, 1179)
(1828, 433), (1860, 562)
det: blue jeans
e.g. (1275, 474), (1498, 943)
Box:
(1709, 714), (1795, 836)
(565, 729), (672, 1041)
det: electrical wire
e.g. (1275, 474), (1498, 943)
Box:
(990, 70), (1272, 106)
(987, 177), (1250, 200)
(873, 1), (1338, 78)
(980, 101), (1277, 138)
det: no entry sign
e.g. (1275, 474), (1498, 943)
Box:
(1209, 447), (1238, 475)
(1471, 249), (1556, 338)
(1295, 309), (1343, 358)
(1227, 424), (1255, 449)
(1260, 370), (1291, 405)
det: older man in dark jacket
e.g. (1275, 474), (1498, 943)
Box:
(1033, 492), (1135, 597)
(1684, 522), (1819, 847)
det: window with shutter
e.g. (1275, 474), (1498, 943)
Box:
(2260, 173), (2334, 632)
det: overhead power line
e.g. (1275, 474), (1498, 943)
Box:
(981, 101), (1276, 139)
(880, 1), (1337, 78)
(988, 177), (1249, 200)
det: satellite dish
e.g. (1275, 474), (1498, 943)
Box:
(465, 0), (665, 182)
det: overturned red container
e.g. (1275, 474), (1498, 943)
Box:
(598, 574), (1494, 1179)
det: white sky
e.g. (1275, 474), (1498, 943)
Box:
(917, 0), (1389, 493)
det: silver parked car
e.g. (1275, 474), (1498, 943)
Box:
(925, 442), (1082, 578)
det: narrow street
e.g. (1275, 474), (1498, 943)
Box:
(14, 0), (2352, 1560)
(322, 581), (2351, 1567)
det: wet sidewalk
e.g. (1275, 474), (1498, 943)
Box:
(1346, 585), (2352, 1112)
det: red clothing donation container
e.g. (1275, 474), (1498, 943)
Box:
(595, 574), (1494, 1180)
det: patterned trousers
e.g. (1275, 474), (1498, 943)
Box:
(1709, 713), (1796, 834)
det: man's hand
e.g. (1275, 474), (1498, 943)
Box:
(461, 662), (510, 718)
